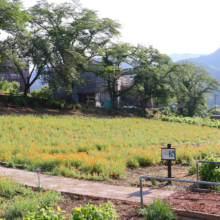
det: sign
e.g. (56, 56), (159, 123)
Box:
(161, 148), (176, 160)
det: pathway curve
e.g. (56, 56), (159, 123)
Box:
(0, 166), (176, 204)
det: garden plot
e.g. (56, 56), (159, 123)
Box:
(0, 114), (220, 181)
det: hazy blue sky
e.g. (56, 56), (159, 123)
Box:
(18, 0), (220, 55)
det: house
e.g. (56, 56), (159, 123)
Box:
(54, 71), (154, 108)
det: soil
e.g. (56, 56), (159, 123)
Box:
(80, 164), (197, 191)
(57, 192), (144, 220)
(166, 189), (220, 216)
(0, 103), (134, 118)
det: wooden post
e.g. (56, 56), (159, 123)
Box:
(167, 143), (172, 185)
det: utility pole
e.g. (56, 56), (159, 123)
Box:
(214, 94), (218, 115)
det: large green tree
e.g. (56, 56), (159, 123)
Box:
(131, 45), (176, 110)
(91, 43), (137, 109)
(0, 0), (30, 72)
(0, 30), (50, 97)
(29, 0), (121, 100)
(0, 0), (29, 32)
(170, 62), (220, 116)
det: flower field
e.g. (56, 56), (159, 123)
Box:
(0, 114), (220, 180)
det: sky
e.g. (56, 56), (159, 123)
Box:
(15, 0), (220, 55)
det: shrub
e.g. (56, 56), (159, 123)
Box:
(33, 101), (39, 108)
(0, 78), (19, 94)
(71, 202), (118, 220)
(161, 110), (168, 116)
(138, 198), (175, 220)
(152, 109), (159, 114)
(199, 156), (220, 190)
(188, 162), (196, 175)
(23, 206), (65, 220)
(71, 104), (76, 110)
(31, 86), (53, 100)
(76, 103), (82, 109)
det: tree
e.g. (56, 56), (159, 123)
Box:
(0, 0), (30, 33)
(0, 31), (50, 97)
(170, 62), (220, 116)
(0, 0), (30, 72)
(29, 0), (121, 100)
(131, 45), (176, 110)
(91, 43), (137, 109)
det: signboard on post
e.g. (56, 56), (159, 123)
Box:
(161, 148), (176, 160)
(161, 144), (176, 185)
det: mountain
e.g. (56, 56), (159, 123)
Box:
(169, 53), (207, 62)
(186, 48), (220, 69)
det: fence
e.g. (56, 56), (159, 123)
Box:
(196, 160), (220, 188)
(139, 175), (220, 209)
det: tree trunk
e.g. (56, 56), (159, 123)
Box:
(66, 83), (75, 104)
(111, 96), (118, 109)
(140, 100), (146, 111)
(23, 85), (30, 98)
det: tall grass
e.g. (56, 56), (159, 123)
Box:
(0, 114), (220, 180)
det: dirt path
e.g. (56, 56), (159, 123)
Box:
(0, 166), (175, 204)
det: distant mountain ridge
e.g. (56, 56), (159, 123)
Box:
(185, 48), (220, 69)
(169, 53), (207, 62)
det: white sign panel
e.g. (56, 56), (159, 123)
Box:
(161, 148), (176, 160)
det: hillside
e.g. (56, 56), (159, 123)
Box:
(169, 53), (207, 62)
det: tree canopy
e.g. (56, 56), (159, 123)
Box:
(131, 45), (176, 110)
(170, 62), (220, 116)
(29, 0), (121, 97)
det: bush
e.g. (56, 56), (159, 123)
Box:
(138, 198), (175, 220)
(31, 86), (53, 100)
(188, 162), (196, 175)
(210, 109), (220, 115)
(33, 101), (39, 108)
(152, 109), (159, 114)
(23, 206), (65, 220)
(199, 156), (220, 190)
(71, 202), (118, 220)
(161, 110), (168, 116)
(76, 103), (81, 110)
(0, 78), (19, 94)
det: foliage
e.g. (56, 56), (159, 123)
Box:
(138, 198), (175, 220)
(170, 62), (220, 117)
(159, 116), (220, 128)
(0, 115), (220, 180)
(161, 110), (168, 116)
(131, 45), (176, 110)
(72, 202), (118, 220)
(0, 77), (19, 94)
(30, 1), (121, 96)
(152, 109), (159, 114)
(91, 43), (135, 109)
(76, 103), (82, 110)
(0, 30), (50, 97)
(31, 86), (52, 100)
(210, 109), (220, 115)
(0, 173), (61, 219)
(188, 162), (197, 175)
(0, 0), (30, 34)
(23, 206), (65, 220)
(199, 157), (220, 190)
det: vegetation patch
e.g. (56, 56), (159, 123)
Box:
(0, 115), (220, 180)
(0, 172), (61, 219)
